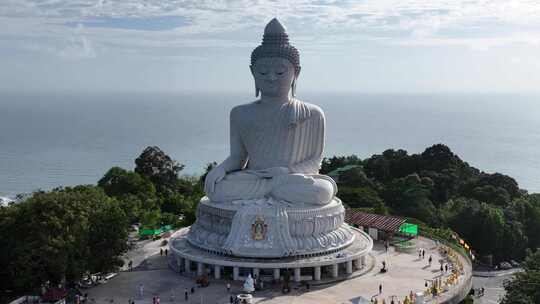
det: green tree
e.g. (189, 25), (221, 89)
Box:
(320, 155), (362, 174)
(505, 197), (540, 254)
(160, 192), (193, 215)
(446, 201), (509, 261)
(0, 186), (129, 294)
(373, 200), (389, 215)
(135, 146), (185, 191)
(339, 186), (383, 208)
(98, 167), (156, 199)
(364, 155), (391, 182)
(338, 166), (371, 187)
(87, 199), (129, 273)
(471, 185), (511, 206)
(98, 167), (157, 222)
(382, 174), (437, 224)
(501, 249), (540, 304)
(140, 209), (162, 229)
(420, 144), (461, 172)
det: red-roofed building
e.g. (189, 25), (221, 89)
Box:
(345, 209), (406, 241)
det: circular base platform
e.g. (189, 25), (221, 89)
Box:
(188, 197), (356, 258)
(170, 226), (373, 281)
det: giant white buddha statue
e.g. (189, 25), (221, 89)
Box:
(204, 18), (337, 206)
(188, 18), (355, 258)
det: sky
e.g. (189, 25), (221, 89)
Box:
(1, 0), (540, 94)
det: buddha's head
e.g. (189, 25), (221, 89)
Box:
(250, 18), (301, 98)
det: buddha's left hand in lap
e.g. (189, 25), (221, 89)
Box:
(249, 167), (290, 179)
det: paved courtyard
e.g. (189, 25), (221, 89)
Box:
(85, 237), (469, 304)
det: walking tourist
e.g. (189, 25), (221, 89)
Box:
(165, 249), (168, 256)
(139, 284), (144, 298)
(428, 255), (432, 266)
(227, 282), (231, 292)
(184, 288), (188, 301)
(160, 248), (163, 256)
(379, 283), (383, 294)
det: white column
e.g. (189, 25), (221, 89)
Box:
(294, 268), (301, 282)
(176, 256), (181, 271)
(313, 266), (321, 281)
(184, 259), (191, 273)
(214, 265), (221, 279)
(253, 268), (260, 278)
(197, 262), (204, 276)
(346, 260), (353, 274)
(233, 267), (240, 281)
(273, 268), (280, 280)
(332, 264), (339, 278)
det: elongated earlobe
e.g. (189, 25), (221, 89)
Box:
(291, 78), (297, 97)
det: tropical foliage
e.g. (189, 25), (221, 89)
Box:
(324, 144), (540, 263)
(0, 146), (203, 298)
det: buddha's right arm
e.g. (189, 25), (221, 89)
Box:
(219, 110), (248, 173)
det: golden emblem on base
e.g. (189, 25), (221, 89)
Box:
(251, 216), (267, 240)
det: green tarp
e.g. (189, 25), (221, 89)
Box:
(139, 225), (172, 236)
(399, 223), (418, 236)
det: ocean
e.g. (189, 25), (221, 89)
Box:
(1, 92), (539, 201)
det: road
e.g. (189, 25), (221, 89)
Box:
(472, 274), (514, 304)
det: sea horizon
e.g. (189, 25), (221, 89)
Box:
(1, 91), (539, 200)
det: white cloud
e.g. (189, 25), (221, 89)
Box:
(0, 1), (539, 58)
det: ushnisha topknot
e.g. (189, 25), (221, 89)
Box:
(250, 18), (301, 74)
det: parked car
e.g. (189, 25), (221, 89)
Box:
(499, 261), (512, 270)
(77, 279), (94, 289)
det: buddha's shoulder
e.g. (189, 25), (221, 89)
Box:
(229, 99), (325, 118)
(294, 99), (325, 117)
(229, 101), (259, 118)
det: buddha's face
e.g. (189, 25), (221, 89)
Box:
(251, 57), (299, 98)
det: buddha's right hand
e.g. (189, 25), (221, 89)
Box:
(204, 165), (226, 194)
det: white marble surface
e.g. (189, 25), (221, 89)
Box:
(188, 197), (357, 258)
(204, 18), (335, 206)
(190, 18), (361, 259)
